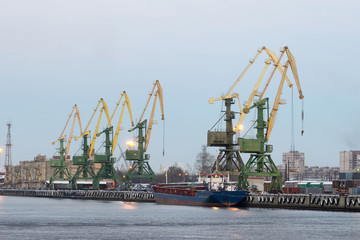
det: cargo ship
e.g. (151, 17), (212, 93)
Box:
(151, 174), (247, 207)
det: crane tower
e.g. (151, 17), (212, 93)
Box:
(207, 98), (244, 179)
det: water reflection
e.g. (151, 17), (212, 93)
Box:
(0, 196), (359, 240)
(118, 201), (137, 210)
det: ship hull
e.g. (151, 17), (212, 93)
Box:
(152, 185), (247, 207)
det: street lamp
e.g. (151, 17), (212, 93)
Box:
(165, 169), (168, 184)
(0, 147), (3, 172)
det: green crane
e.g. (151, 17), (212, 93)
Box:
(125, 80), (164, 188)
(237, 46), (304, 192)
(49, 104), (82, 189)
(49, 138), (72, 189)
(207, 97), (244, 179)
(125, 120), (156, 187)
(75, 93), (134, 190)
(237, 98), (282, 192)
(71, 135), (96, 189)
(208, 46), (304, 192)
(92, 126), (122, 189)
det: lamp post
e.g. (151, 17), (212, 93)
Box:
(0, 147), (3, 172)
(165, 169), (168, 184)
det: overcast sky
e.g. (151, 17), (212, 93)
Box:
(1, 0), (359, 172)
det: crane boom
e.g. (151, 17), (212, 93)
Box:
(213, 46), (304, 134)
(210, 47), (291, 105)
(226, 48), (264, 96)
(75, 98), (111, 141)
(209, 46), (293, 132)
(89, 100), (111, 158)
(284, 47), (304, 99)
(52, 104), (82, 159)
(136, 80), (165, 151)
(145, 91), (158, 151)
(139, 80), (165, 123)
(111, 91), (134, 155)
(266, 61), (289, 142)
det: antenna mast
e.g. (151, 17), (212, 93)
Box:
(5, 123), (12, 167)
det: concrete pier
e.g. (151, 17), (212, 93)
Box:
(243, 193), (360, 211)
(0, 189), (155, 202)
(2, 189), (360, 211)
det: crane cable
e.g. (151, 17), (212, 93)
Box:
(290, 87), (305, 150)
(301, 99), (304, 136)
(163, 119), (165, 156)
(291, 87), (295, 152)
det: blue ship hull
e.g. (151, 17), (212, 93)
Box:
(152, 185), (247, 207)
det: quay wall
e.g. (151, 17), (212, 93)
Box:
(2, 189), (360, 211)
(243, 193), (360, 211)
(0, 189), (155, 202)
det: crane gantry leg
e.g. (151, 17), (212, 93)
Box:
(71, 135), (96, 189)
(125, 120), (156, 189)
(93, 127), (122, 190)
(49, 139), (72, 189)
(208, 98), (244, 180)
(237, 99), (282, 192)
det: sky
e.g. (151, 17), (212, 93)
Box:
(0, 0), (360, 173)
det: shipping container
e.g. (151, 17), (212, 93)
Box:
(346, 172), (354, 180)
(284, 181), (299, 188)
(306, 187), (323, 194)
(310, 182), (324, 188)
(297, 182), (311, 188)
(323, 182), (333, 193)
(354, 172), (360, 180)
(346, 180), (354, 188)
(339, 172), (346, 180)
(283, 187), (301, 194)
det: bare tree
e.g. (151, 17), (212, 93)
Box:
(195, 145), (215, 174)
(167, 163), (185, 183)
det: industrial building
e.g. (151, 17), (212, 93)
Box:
(0, 171), (4, 186)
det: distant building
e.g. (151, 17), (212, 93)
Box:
(0, 171), (5, 185)
(281, 151), (305, 180)
(303, 166), (339, 181)
(3, 155), (102, 188)
(278, 150), (339, 181)
(339, 151), (360, 173)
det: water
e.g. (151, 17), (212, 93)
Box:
(0, 196), (359, 240)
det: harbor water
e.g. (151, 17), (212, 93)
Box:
(0, 195), (359, 240)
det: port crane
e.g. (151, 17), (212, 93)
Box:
(49, 104), (82, 189)
(125, 80), (165, 188)
(72, 98), (112, 189)
(237, 46), (304, 192)
(92, 92), (134, 189)
(208, 46), (303, 182)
